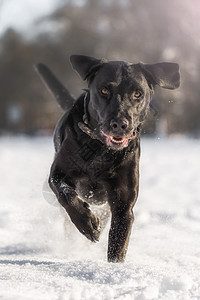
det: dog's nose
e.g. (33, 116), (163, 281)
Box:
(110, 118), (129, 132)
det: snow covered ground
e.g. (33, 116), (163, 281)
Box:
(0, 136), (200, 300)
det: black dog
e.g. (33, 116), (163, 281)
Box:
(36, 55), (180, 262)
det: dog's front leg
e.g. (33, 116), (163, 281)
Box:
(107, 160), (139, 262)
(108, 206), (135, 263)
(49, 169), (100, 242)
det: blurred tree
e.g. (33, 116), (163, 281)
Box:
(0, 0), (200, 136)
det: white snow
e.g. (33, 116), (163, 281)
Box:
(0, 136), (200, 299)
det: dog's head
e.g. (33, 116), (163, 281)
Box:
(70, 55), (180, 150)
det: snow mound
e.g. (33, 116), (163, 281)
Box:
(0, 136), (200, 299)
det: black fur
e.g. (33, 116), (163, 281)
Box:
(36, 55), (180, 262)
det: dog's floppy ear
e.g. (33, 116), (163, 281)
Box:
(70, 55), (106, 81)
(140, 62), (180, 89)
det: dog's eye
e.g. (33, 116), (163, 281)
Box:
(100, 87), (110, 96)
(133, 90), (142, 99)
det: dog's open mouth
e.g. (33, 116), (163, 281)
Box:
(101, 131), (137, 149)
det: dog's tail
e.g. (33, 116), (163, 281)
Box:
(35, 63), (75, 111)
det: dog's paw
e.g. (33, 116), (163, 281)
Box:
(82, 212), (101, 242)
(69, 202), (101, 242)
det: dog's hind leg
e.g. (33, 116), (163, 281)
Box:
(35, 63), (75, 111)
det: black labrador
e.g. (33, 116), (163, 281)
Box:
(36, 55), (180, 262)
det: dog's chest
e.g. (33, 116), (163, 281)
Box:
(68, 138), (121, 178)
